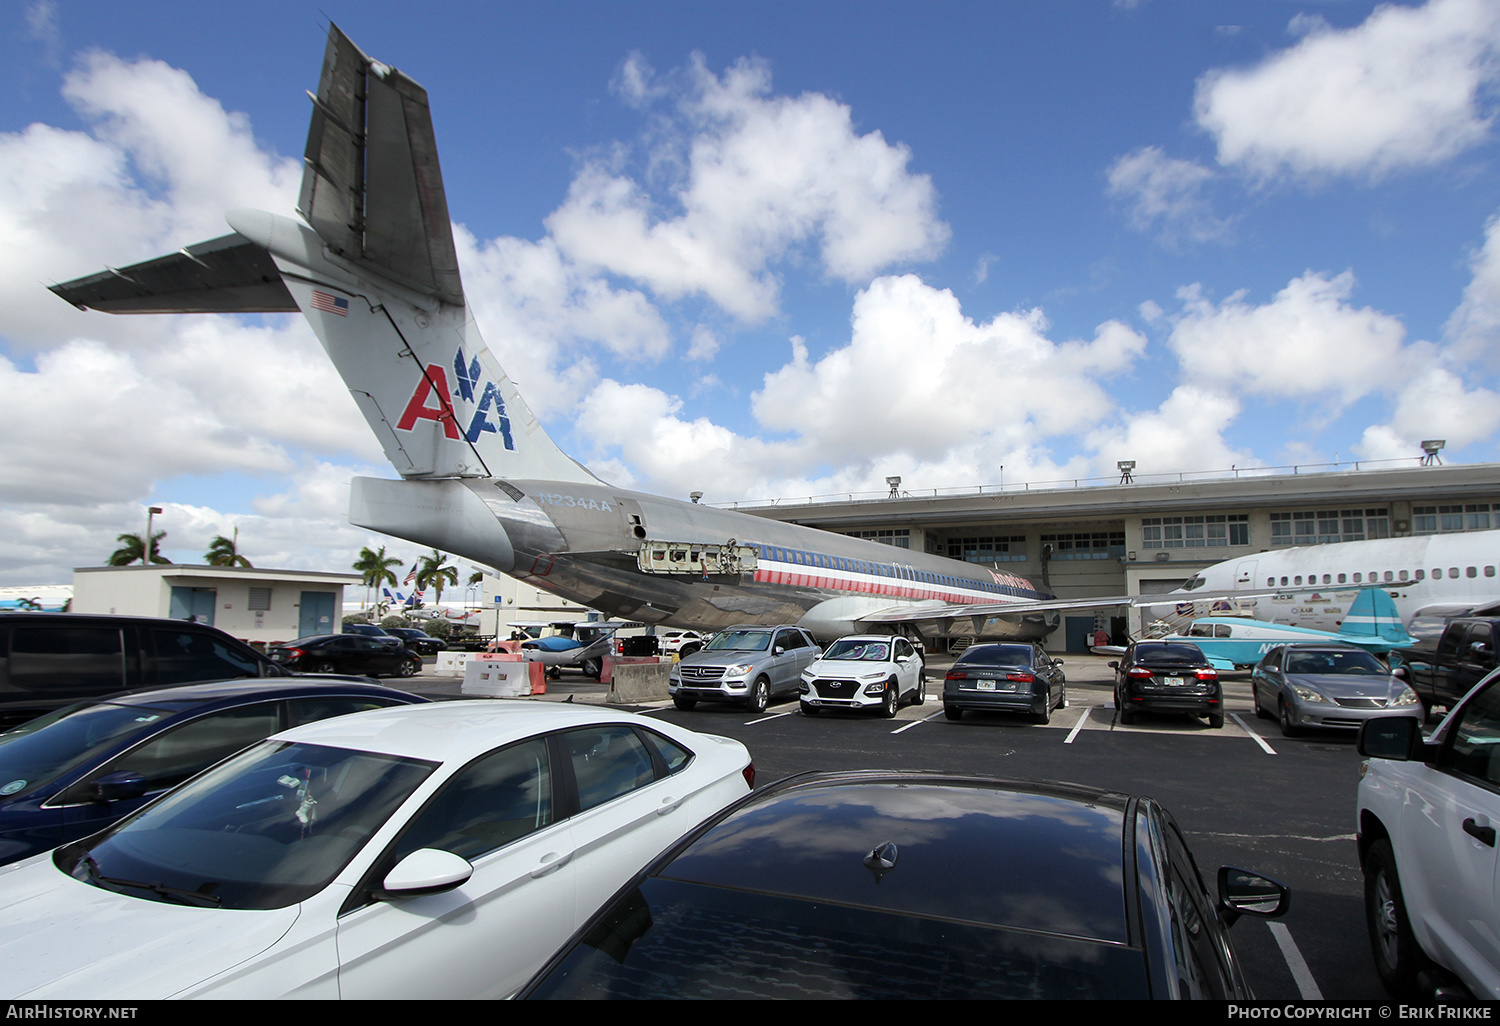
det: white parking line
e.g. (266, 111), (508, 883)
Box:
(1063, 706), (1099, 744)
(1230, 713), (1278, 755)
(1267, 922), (1323, 999)
(891, 708), (946, 734)
(744, 710), (797, 726)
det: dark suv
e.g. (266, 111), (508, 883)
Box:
(1111, 640), (1223, 728)
(0, 613), (285, 729)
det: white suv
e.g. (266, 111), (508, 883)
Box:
(1356, 667), (1500, 999)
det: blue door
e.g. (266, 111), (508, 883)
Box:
(169, 587), (216, 625)
(300, 592), (336, 637)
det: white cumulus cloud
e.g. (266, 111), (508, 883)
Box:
(1195, 0), (1500, 180)
(1106, 146), (1230, 244)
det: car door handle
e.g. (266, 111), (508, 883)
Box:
(530, 850), (575, 877)
(656, 795), (682, 816)
(1463, 818), (1496, 847)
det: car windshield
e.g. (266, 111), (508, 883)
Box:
(823, 640), (890, 662)
(954, 646), (1034, 668)
(0, 702), (178, 798)
(1285, 650), (1385, 675)
(704, 630), (772, 652)
(55, 740), (436, 910)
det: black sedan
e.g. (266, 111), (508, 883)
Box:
(942, 643), (1066, 724)
(519, 772), (1289, 999)
(386, 627), (448, 656)
(267, 634), (423, 677)
(0, 678), (426, 866)
(1111, 640), (1224, 728)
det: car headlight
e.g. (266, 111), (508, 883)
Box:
(1292, 686), (1329, 704)
(1390, 687), (1420, 707)
(723, 664), (753, 677)
(858, 671), (889, 682)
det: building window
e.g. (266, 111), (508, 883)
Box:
(1142, 515), (1247, 549)
(947, 535), (1026, 563)
(1413, 503), (1494, 535)
(845, 529), (910, 549)
(1040, 532), (1125, 560)
(1270, 508), (1389, 546)
(248, 588), (272, 612)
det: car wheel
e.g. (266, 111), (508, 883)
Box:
(398, 659), (418, 678)
(1253, 683), (1271, 720)
(800, 701), (819, 716)
(944, 704), (962, 722)
(672, 696), (697, 711)
(1208, 709), (1224, 729)
(881, 682), (899, 718)
(1278, 699), (1301, 738)
(580, 657), (602, 680)
(1119, 705), (1135, 725)
(912, 664), (926, 705)
(681, 643), (701, 657)
(1365, 839), (1429, 999)
(747, 677), (770, 714)
(312, 660), (337, 674)
(1059, 686), (1068, 709)
(546, 666), (561, 680)
(1030, 687), (1052, 725)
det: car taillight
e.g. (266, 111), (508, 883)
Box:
(1006, 672), (1035, 683)
(743, 763), (756, 789)
(1128, 667), (1154, 679)
(1195, 668), (1218, 681)
(286, 648), (305, 659)
(945, 670), (967, 680)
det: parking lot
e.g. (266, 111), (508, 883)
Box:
(400, 650), (1384, 1001)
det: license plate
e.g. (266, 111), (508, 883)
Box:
(1163, 676), (1184, 686)
(976, 680), (996, 691)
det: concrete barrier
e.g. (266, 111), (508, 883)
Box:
(608, 661), (671, 704)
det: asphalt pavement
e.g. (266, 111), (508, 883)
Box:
(393, 649), (1384, 1001)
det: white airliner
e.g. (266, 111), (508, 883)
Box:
(55, 24), (1194, 645)
(1172, 530), (1500, 643)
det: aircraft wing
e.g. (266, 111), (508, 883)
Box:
(854, 587), (1286, 628)
(48, 233), (296, 314)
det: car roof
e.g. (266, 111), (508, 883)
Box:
(654, 772), (1134, 945)
(77, 678), (424, 711)
(269, 701), (666, 763)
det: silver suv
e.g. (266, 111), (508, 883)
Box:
(669, 625), (821, 713)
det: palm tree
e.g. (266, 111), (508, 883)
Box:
(205, 528), (252, 568)
(109, 530), (170, 566)
(415, 549), (459, 607)
(352, 545), (403, 610)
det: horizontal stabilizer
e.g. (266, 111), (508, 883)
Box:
(48, 233), (295, 314)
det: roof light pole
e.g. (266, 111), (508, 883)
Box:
(1420, 440), (1445, 466)
(143, 506), (163, 566)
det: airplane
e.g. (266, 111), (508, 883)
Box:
(41, 24), (1323, 647)
(1150, 587), (1415, 671)
(1171, 530), (1500, 647)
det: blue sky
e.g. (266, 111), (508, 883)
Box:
(2, 0), (1499, 587)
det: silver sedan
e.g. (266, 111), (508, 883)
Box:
(1251, 643), (1422, 737)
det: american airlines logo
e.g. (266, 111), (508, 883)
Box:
(396, 346), (515, 449)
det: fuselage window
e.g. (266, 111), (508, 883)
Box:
(1487, 566), (1497, 578)
(1338, 573), (1347, 583)
(1353, 573), (1362, 583)
(1468, 566), (1478, 578)
(1280, 576), (1289, 586)
(1415, 570), (1425, 581)
(1322, 574), (1331, 584)
(1384, 571), (1394, 582)
(1451, 567), (1460, 578)
(1398, 569), (1408, 582)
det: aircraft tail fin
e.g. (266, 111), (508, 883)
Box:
(1341, 587), (1414, 645)
(50, 24), (597, 486)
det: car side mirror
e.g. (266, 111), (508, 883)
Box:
(1108, 661), (1119, 670)
(1217, 866), (1290, 926)
(92, 771), (150, 803)
(1054, 659), (1065, 666)
(1390, 665), (1407, 679)
(1358, 716), (1435, 761)
(376, 848), (473, 900)
(774, 647), (785, 656)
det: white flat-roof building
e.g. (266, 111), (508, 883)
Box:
(72, 565), (361, 646)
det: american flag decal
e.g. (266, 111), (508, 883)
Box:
(311, 290), (349, 316)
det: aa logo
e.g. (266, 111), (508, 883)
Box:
(396, 347), (515, 450)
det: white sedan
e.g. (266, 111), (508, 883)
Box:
(798, 635), (925, 717)
(0, 702), (753, 999)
